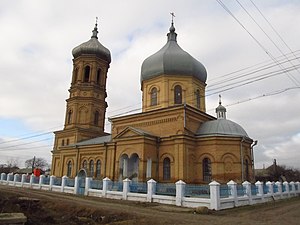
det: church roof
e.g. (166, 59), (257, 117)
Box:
(74, 135), (112, 146)
(140, 22), (207, 83)
(197, 98), (249, 138)
(196, 119), (249, 138)
(72, 22), (111, 63)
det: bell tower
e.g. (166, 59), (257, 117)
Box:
(53, 20), (111, 150)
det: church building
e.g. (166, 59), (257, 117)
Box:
(51, 19), (255, 184)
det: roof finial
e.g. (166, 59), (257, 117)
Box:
(219, 94), (222, 105)
(91, 17), (99, 39)
(169, 12), (176, 33)
(170, 12), (175, 24)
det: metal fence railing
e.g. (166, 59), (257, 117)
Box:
(185, 184), (210, 198)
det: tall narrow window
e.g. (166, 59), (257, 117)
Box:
(89, 160), (94, 177)
(73, 68), (78, 83)
(61, 139), (65, 146)
(174, 85), (182, 104)
(84, 66), (90, 82)
(66, 139), (69, 145)
(150, 87), (158, 106)
(94, 111), (99, 125)
(245, 159), (249, 181)
(163, 157), (171, 180)
(67, 110), (72, 124)
(96, 160), (101, 178)
(196, 89), (200, 109)
(67, 161), (72, 177)
(203, 158), (212, 182)
(83, 160), (87, 170)
(96, 69), (101, 84)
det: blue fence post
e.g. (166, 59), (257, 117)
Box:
(102, 177), (111, 198)
(283, 181), (290, 197)
(21, 174), (26, 187)
(255, 181), (264, 202)
(39, 175), (45, 189)
(85, 177), (92, 196)
(13, 174), (19, 186)
(209, 181), (220, 210)
(29, 174), (35, 188)
(123, 178), (131, 200)
(275, 181), (282, 198)
(242, 181), (252, 204)
(266, 181), (274, 195)
(290, 181), (295, 196)
(227, 180), (238, 206)
(74, 176), (79, 194)
(147, 179), (156, 202)
(0, 173), (5, 181)
(7, 173), (13, 185)
(175, 180), (186, 206)
(296, 181), (300, 194)
(49, 175), (55, 191)
(61, 175), (68, 193)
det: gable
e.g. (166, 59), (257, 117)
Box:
(114, 126), (157, 140)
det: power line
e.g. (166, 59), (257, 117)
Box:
(235, 0), (300, 86)
(215, 0), (300, 87)
(250, 0), (300, 65)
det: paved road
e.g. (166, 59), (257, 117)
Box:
(0, 185), (299, 224)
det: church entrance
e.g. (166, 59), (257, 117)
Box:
(77, 169), (87, 195)
(119, 153), (139, 182)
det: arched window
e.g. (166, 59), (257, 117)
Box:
(84, 66), (90, 82)
(61, 139), (65, 146)
(67, 161), (72, 177)
(174, 85), (182, 104)
(96, 69), (101, 84)
(196, 89), (200, 109)
(66, 139), (69, 145)
(163, 157), (171, 180)
(245, 159), (249, 181)
(89, 160), (94, 177)
(67, 110), (72, 124)
(82, 160), (87, 170)
(150, 87), (158, 106)
(94, 111), (99, 125)
(96, 160), (101, 178)
(73, 68), (78, 83)
(203, 158), (212, 182)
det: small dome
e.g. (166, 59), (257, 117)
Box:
(72, 23), (111, 63)
(141, 23), (207, 83)
(197, 119), (249, 138)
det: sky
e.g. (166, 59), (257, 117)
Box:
(0, 0), (299, 170)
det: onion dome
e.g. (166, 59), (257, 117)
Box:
(72, 22), (111, 63)
(141, 22), (207, 83)
(197, 97), (248, 137)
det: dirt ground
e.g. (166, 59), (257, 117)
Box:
(0, 185), (299, 225)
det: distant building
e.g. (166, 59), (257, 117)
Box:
(51, 20), (255, 183)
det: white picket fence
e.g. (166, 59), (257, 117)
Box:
(0, 172), (299, 210)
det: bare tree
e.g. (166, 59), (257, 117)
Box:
(25, 157), (49, 170)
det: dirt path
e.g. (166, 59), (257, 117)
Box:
(0, 185), (299, 224)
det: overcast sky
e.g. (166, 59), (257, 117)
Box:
(0, 0), (299, 170)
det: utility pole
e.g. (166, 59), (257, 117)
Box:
(32, 156), (36, 173)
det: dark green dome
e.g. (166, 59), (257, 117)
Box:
(141, 23), (207, 83)
(72, 23), (111, 63)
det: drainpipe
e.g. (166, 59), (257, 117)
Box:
(104, 142), (108, 176)
(240, 137), (245, 182)
(183, 103), (186, 129)
(156, 137), (160, 180)
(112, 142), (116, 181)
(75, 145), (79, 175)
(251, 140), (258, 181)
